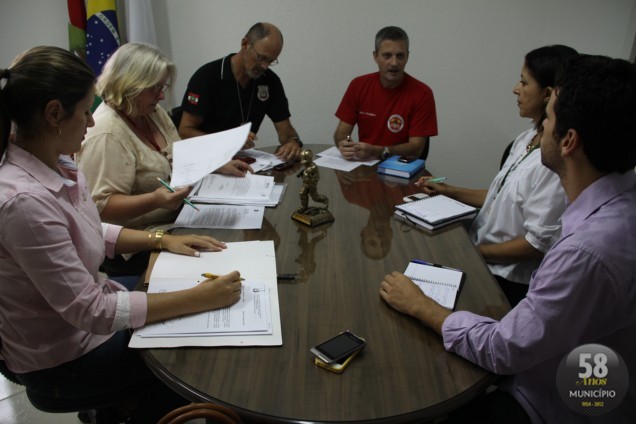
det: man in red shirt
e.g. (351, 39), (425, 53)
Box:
(334, 26), (438, 161)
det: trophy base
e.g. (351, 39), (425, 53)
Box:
(291, 207), (335, 227)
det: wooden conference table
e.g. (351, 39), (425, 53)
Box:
(140, 145), (511, 423)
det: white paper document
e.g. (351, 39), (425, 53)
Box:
(129, 240), (282, 348)
(136, 280), (271, 337)
(190, 173), (275, 204)
(172, 204), (265, 229)
(404, 261), (465, 310)
(314, 146), (379, 171)
(170, 123), (251, 187)
(237, 148), (285, 173)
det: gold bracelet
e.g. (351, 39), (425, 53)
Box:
(153, 230), (165, 250)
(147, 232), (154, 250)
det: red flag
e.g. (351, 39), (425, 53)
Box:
(67, 0), (86, 59)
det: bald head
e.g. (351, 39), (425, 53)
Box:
(239, 22), (284, 80)
(245, 22), (283, 45)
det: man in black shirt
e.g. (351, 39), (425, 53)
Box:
(179, 22), (302, 161)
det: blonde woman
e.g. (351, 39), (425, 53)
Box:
(77, 43), (250, 275)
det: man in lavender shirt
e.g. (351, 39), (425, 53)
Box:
(380, 55), (636, 424)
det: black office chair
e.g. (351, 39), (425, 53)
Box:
(500, 140), (515, 169)
(0, 359), (20, 385)
(419, 140), (430, 161)
(170, 106), (183, 129)
(0, 359), (132, 424)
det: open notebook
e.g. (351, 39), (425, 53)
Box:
(394, 195), (477, 230)
(404, 260), (465, 310)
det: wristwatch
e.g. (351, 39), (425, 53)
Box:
(381, 147), (391, 160)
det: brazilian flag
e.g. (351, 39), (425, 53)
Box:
(86, 0), (120, 76)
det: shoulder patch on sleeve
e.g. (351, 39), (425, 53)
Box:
(187, 92), (200, 105)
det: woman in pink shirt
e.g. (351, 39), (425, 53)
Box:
(0, 46), (242, 423)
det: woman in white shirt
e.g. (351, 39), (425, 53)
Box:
(417, 45), (578, 306)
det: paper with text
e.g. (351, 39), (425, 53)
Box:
(170, 123), (250, 187)
(314, 146), (379, 171)
(404, 261), (464, 310)
(238, 148), (285, 173)
(191, 173), (275, 203)
(129, 241), (281, 347)
(136, 280), (271, 337)
(172, 204), (265, 229)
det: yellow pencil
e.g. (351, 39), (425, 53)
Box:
(201, 273), (245, 281)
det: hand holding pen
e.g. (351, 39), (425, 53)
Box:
(414, 176), (447, 196)
(201, 272), (245, 281)
(196, 271), (243, 309)
(338, 134), (357, 161)
(156, 178), (200, 211)
(202, 272), (297, 282)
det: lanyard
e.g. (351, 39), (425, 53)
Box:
(496, 143), (540, 194)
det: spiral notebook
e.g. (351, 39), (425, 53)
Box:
(394, 195), (477, 230)
(404, 260), (465, 310)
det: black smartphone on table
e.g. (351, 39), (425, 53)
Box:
(310, 330), (366, 364)
(273, 161), (295, 171)
(232, 155), (256, 164)
(398, 156), (417, 163)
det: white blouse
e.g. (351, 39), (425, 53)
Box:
(470, 128), (566, 284)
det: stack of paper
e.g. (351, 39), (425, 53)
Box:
(236, 148), (285, 173)
(171, 204), (265, 229)
(314, 146), (379, 171)
(129, 241), (282, 348)
(394, 195), (477, 230)
(189, 173), (277, 205)
(170, 123), (250, 187)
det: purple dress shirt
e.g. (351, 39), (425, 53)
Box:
(442, 171), (636, 423)
(0, 144), (147, 373)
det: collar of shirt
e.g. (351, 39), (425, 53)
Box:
(220, 53), (275, 83)
(220, 53), (236, 82)
(6, 143), (75, 192)
(561, 171), (636, 237)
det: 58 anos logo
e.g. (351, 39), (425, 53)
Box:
(556, 344), (629, 416)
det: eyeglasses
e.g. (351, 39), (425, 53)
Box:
(148, 83), (170, 94)
(250, 45), (279, 66)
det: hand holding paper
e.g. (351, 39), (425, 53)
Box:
(170, 123), (251, 187)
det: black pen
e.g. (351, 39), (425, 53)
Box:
(277, 274), (297, 280)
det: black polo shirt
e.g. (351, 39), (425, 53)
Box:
(181, 54), (291, 134)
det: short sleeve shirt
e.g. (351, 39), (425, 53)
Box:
(181, 54), (291, 134)
(335, 72), (438, 146)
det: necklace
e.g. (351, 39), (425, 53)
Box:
(526, 132), (541, 153)
(121, 112), (163, 152)
(497, 133), (541, 194)
(236, 80), (256, 124)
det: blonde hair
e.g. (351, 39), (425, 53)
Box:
(97, 43), (176, 116)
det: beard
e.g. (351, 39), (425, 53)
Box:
(247, 68), (264, 79)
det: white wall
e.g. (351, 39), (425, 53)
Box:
(2, 0), (635, 187)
